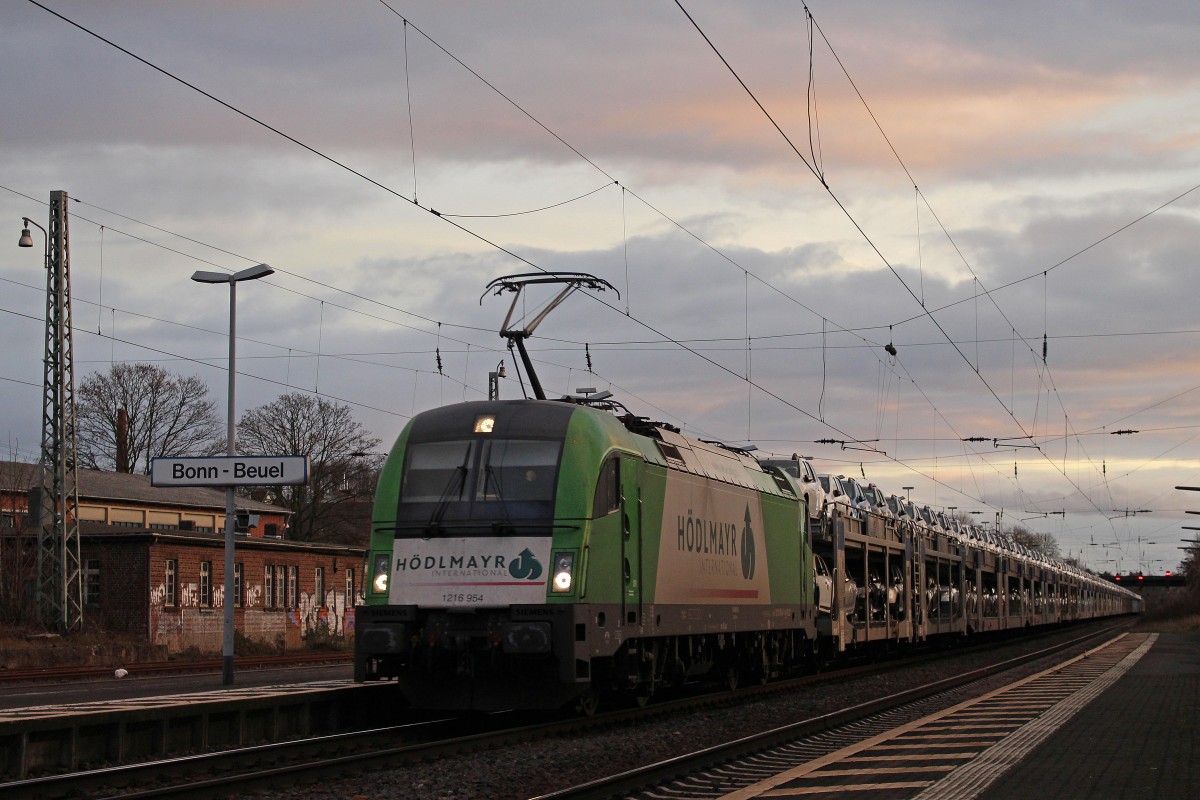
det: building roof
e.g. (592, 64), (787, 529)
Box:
(1, 460), (284, 515)
(78, 523), (362, 555)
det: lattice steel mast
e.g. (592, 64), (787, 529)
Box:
(35, 190), (83, 631)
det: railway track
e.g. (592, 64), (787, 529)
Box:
(0, 620), (1130, 799)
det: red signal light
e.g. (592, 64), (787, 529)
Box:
(1137, 574), (1144, 581)
(1114, 575), (1121, 581)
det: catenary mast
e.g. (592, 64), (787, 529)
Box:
(37, 190), (83, 631)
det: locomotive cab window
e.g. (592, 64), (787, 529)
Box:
(402, 440), (474, 503)
(592, 457), (620, 518)
(397, 436), (562, 532)
(473, 439), (559, 504)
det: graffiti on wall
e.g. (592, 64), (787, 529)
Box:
(148, 569), (363, 649)
(293, 587), (364, 637)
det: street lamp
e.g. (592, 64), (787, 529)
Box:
(18, 217), (48, 266)
(488, 360), (506, 401)
(192, 263), (274, 685)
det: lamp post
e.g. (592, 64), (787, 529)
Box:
(902, 486), (914, 501)
(487, 360), (506, 400)
(19, 217), (48, 265)
(21, 203), (85, 632)
(192, 263), (273, 685)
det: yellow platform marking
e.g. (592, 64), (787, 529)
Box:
(841, 753), (978, 762)
(815, 765), (958, 775)
(760, 781), (934, 796)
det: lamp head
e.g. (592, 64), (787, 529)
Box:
(18, 228), (33, 248)
(232, 263), (274, 282)
(497, 361), (507, 379)
(191, 263), (274, 284)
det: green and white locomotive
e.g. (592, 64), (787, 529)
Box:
(355, 397), (817, 711)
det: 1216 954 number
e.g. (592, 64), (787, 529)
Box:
(442, 593), (484, 603)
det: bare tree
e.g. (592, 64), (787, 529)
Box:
(1007, 525), (1062, 559)
(236, 393), (381, 542)
(76, 364), (224, 474)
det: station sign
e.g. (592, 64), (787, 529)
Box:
(150, 455), (310, 487)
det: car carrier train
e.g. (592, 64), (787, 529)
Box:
(353, 274), (1141, 713)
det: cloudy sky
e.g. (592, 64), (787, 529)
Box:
(4, 1), (1199, 573)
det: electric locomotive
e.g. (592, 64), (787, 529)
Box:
(355, 398), (818, 711)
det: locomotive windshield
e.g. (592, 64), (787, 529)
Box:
(397, 436), (562, 534)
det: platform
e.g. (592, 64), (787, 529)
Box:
(719, 630), (1198, 800)
(977, 630), (1198, 800)
(0, 679), (401, 779)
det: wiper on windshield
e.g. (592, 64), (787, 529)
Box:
(428, 464), (468, 532)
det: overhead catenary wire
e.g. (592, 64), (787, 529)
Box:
(673, 0), (1125, 528)
(13, 0), (1074, 512)
(15, 2), (1189, 557)
(14, 5), (898, 451)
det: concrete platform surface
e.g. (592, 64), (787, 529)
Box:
(977, 630), (1198, 800)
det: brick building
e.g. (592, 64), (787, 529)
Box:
(0, 461), (365, 652)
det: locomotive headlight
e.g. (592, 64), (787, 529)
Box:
(551, 551), (575, 593)
(371, 553), (390, 594)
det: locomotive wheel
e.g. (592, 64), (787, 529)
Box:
(576, 689), (600, 717)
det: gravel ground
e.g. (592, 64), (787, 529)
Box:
(256, 623), (1120, 800)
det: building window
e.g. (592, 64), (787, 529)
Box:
(264, 523), (279, 537)
(200, 561), (212, 607)
(345, 568), (355, 604)
(264, 565), (274, 608)
(314, 567), (325, 607)
(165, 559), (178, 607)
(286, 565), (297, 609)
(84, 559), (101, 605)
(234, 563), (243, 607)
(275, 565), (286, 609)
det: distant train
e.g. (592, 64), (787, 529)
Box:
(354, 397), (1141, 713)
